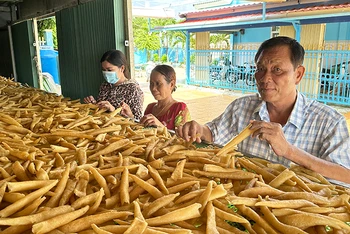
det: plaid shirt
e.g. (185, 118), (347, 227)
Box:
(206, 92), (350, 169)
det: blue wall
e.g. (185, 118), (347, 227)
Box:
(134, 49), (147, 64)
(134, 47), (185, 65)
(40, 49), (60, 84)
(325, 22), (350, 41)
(232, 27), (271, 44)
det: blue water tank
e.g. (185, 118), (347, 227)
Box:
(40, 49), (60, 84)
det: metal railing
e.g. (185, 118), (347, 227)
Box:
(187, 48), (350, 106)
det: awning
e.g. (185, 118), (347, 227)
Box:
(152, 2), (350, 32)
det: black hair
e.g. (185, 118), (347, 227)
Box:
(100, 50), (131, 79)
(254, 36), (305, 69)
(151, 64), (177, 92)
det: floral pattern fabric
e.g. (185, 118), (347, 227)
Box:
(97, 81), (144, 120)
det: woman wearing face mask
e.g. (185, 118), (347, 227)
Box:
(140, 64), (191, 130)
(84, 50), (144, 120)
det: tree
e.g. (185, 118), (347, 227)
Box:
(132, 17), (186, 62)
(37, 17), (57, 50)
(133, 17), (161, 61)
(172, 31), (196, 49)
(161, 54), (168, 63)
(150, 19), (177, 44)
(210, 33), (230, 49)
(152, 54), (159, 62)
(171, 31), (185, 49)
(190, 33), (196, 49)
(151, 18), (177, 62)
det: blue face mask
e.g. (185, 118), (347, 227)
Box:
(102, 71), (119, 84)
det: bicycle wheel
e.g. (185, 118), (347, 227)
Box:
(245, 74), (256, 86)
(226, 72), (239, 84)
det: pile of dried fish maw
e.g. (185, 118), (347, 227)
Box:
(0, 77), (349, 234)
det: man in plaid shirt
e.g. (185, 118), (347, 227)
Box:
(176, 36), (350, 184)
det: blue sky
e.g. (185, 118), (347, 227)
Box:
(131, 0), (255, 18)
(132, 0), (204, 18)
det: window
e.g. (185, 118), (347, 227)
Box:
(271, 26), (280, 38)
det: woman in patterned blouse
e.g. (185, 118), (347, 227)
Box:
(83, 50), (144, 120)
(140, 64), (191, 130)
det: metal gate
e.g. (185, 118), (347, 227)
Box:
(188, 47), (350, 106)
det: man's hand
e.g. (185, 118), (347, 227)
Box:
(175, 120), (212, 143)
(250, 120), (292, 157)
(250, 120), (350, 184)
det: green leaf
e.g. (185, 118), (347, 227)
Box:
(37, 17), (57, 49)
(227, 204), (238, 212)
(132, 17), (195, 60)
(225, 220), (246, 231)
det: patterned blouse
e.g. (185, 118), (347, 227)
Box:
(97, 81), (144, 120)
(144, 102), (191, 130)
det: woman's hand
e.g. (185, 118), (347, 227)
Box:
(84, 95), (96, 104)
(140, 114), (163, 128)
(120, 102), (134, 119)
(96, 101), (115, 112)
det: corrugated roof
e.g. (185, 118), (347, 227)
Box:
(152, 1), (350, 32)
(179, 2), (260, 17)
